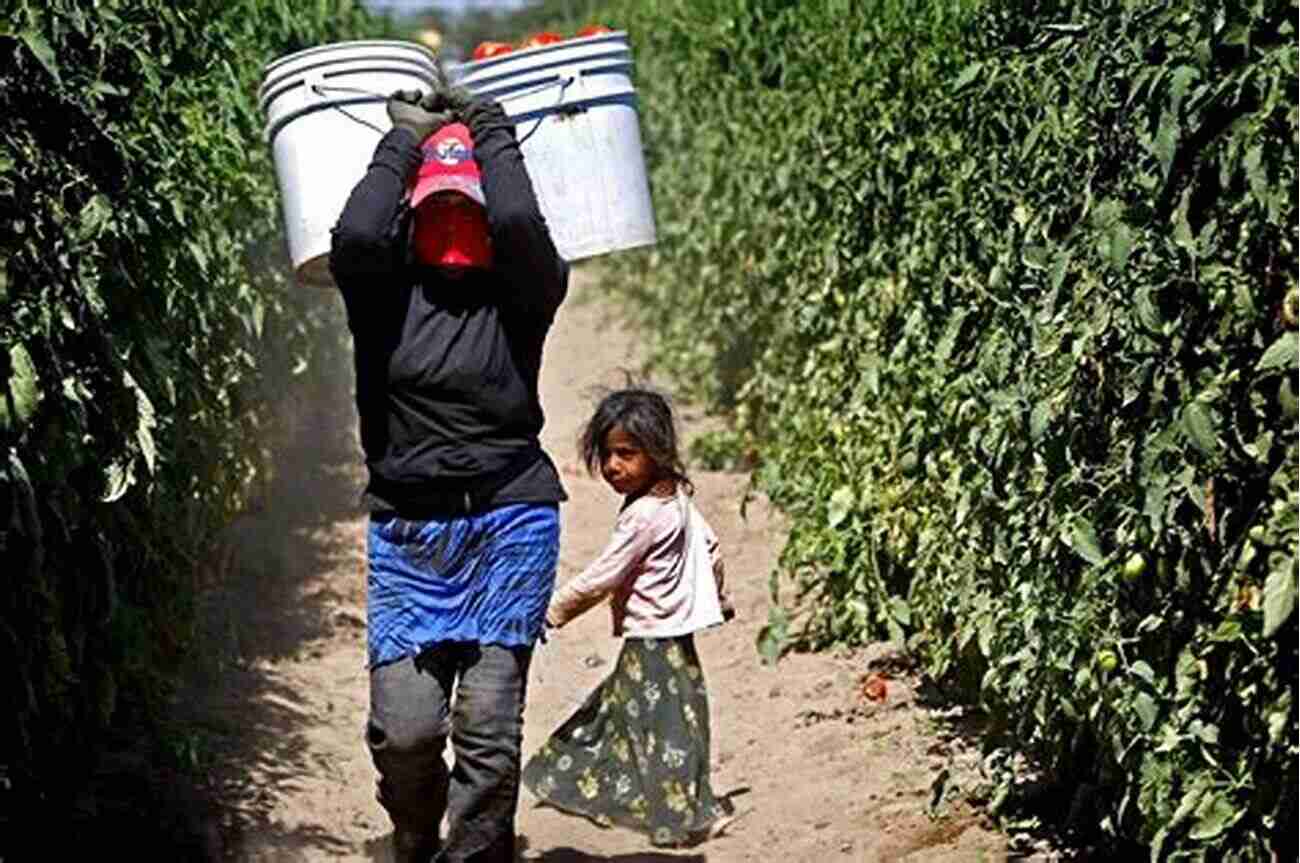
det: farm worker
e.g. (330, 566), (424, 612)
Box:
(329, 78), (569, 863)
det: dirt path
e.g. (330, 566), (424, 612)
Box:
(192, 268), (1015, 862)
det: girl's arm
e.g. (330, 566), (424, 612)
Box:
(548, 510), (654, 629)
(704, 519), (736, 621)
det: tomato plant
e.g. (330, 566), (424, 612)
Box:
(1, 0), (384, 846)
(597, 0), (1297, 858)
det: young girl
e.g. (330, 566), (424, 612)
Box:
(522, 388), (736, 847)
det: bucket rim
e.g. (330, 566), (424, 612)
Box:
(451, 30), (629, 76)
(259, 55), (441, 108)
(452, 47), (632, 89)
(465, 62), (635, 108)
(263, 39), (438, 75)
(260, 65), (441, 117)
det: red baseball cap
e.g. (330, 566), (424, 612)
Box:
(409, 123), (485, 208)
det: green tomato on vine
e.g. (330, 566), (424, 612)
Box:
(1122, 552), (1146, 582)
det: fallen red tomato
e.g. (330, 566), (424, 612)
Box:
(575, 24), (614, 38)
(861, 672), (888, 703)
(471, 41), (514, 60)
(520, 31), (563, 49)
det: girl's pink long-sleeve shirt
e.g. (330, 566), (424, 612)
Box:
(547, 490), (731, 637)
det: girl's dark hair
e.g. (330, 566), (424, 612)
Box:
(579, 387), (692, 493)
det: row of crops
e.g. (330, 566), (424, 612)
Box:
(595, 0), (1297, 858)
(1, 0), (386, 847)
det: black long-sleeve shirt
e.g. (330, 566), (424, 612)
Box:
(329, 116), (569, 514)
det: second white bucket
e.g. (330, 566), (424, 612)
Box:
(260, 41), (441, 286)
(450, 31), (657, 262)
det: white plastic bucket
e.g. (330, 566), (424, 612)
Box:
(259, 41), (441, 286)
(450, 31), (657, 262)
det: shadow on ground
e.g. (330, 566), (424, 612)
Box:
(521, 848), (706, 863)
(172, 335), (371, 861)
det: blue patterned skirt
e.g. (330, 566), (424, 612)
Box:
(366, 503), (559, 669)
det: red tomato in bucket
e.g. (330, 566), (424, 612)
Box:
(472, 41), (514, 60)
(576, 24), (614, 37)
(520, 31), (563, 49)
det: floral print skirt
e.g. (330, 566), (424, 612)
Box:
(522, 634), (732, 847)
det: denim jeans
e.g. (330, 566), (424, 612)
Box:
(368, 642), (533, 863)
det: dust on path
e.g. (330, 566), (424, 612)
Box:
(193, 268), (1013, 862)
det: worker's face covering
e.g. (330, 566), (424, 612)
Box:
(414, 193), (493, 270)
(409, 123), (494, 271)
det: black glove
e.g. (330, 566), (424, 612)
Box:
(387, 89), (455, 142)
(444, 85), (474, 116)
(460, 93), (514, 140)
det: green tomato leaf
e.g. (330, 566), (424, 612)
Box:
(1067, 516), (1106, 566)
(101, 460), (134, 503)
(1269, 710), (1288, 744)
(1209, 620), (1242, 642)
(1243, 144), (1267, 205)
(126, 371), (157, 474)
(1280, 377), (1299, 419)
(1050, 249), (1071, 293)
(20, 30), (61, 83)
(935, 309), (968, 363)
(1168, 65), (1199, 116)
(1189, 792), (1240, 840)
(1133, 691), (1158, 731)
(90, 80), (130, 98)
(1107, 223), (1133, 270)
(1130, 660), (1155, 686)
(1022, 245), (1050, 270)
(828, 485), (855, 529)
(1180, 402), (1217, 456)
(1030, 400), (1052, 440)
(952, 62), (982, 91)
(1257, 332), (1297, 373)
(1154, 109), (1178, 180)
(1263, 565), (1298, 638)
(7, 344), (41, 424)
(1173, 188), (1197, 257)
(1135, 287), (1161, 330)
(77, 194), (112, 241)
(861, 350), (880, 396)
(1171, 776), (1212, 826)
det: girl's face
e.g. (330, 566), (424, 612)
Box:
(600, 425), (659, 497)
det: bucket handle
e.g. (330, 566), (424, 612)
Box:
(292, 74), (577, 145)
(304, 73), (390, 135)
(495, 75), (577, 145)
